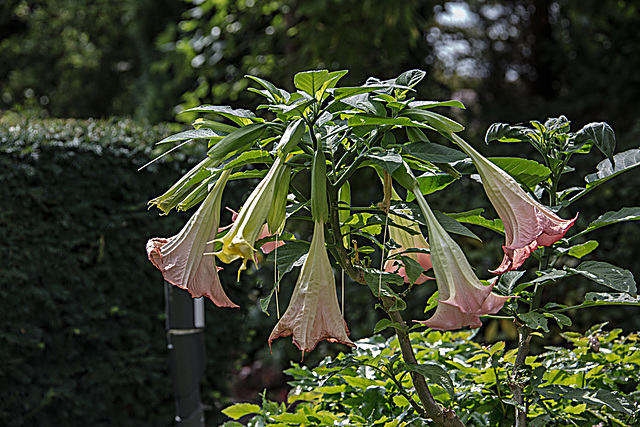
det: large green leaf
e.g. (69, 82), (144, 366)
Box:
(395, 69), (426, 88)
(488, 157), (551, 191)
(294, 69), (347, 100)
(184, 105), (258, 126)
(409, 172), (457, 198)
(348, 115), (414, 127)
(408, 100), (466, 109)
(567, 261), (636, 294)
(485, 123), (534, 144)
(400, 109), (465, 133)
(583, 292), (640, 306)
(574, 122), (616, 165)
(207, 122), (269, 160)
(585, 148), (640, 189)
(586, 207), (640, 232)
(436, 211), (481, 241)
(366, 150), (403, 175)
(265, 240), (310, 276)
(446, 209), (505, 235)
(157, 128), (226, 144)
(405, 362), (455, 400)
(403, 142), (467, 164)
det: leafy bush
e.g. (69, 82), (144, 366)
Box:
(223, 325), (640, 426)
(0, 115), (188, 426)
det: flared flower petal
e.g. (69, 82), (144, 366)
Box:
(413, 189), (509, 330)
(269, 221), (355, 354)
(146, 170), (237, 307)
(451, 133), (577, 274)
(383, 190), (433, 284)
(213, 156), (287, 277)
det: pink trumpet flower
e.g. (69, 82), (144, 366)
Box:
(146, 170), (237, 307)
(384, 190), (433, 284)
(451, 133), (577, 274)
(413, 189), (509, 330)
(269, 221), (355, 355)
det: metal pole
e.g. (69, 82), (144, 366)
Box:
(165, 281), (206, 427)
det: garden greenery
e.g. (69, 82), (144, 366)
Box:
(146, 69), (640, 426)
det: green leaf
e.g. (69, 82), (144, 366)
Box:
(585, 148), (640, 189)
(406, 172), (457, 199)
(574, 122), (616, 165)
(363, 269), (406, 311)
(488, 157), (551, 191)
(276, 119), (305, 156)
(399, 255), (425, 285)
(184, 105), (258, 126)
(537, 386), (635, 415)
(520, 312), (550, 332)
(583, 292), (640, 306)
(373, 319), (405, 334)
(246, 75), (283, 103)
(568, 261), (636, 294)
(544, 312), (572, 329)
(348, 115), (414, 127)
(207, 122), (269, 161)
(587, 207), (640, 232)
(157, 128), (226, 144)
(294, 69), (329, 97)
(366, 150), (403, 174)
(403, 142), (467, 164)
(222, 150), (272, 170)
(408, 100), (466, 109)
(496, 271), (526, 296)
(405, 362), (455, 399)
(395, 69), (426, 88)
(221, 403), (261, 420)
(265, 241), (310, 277)
(555, 240), (599, 259)
(333, 85), (395, 101)
(485, 123), (534, 144)
(446, 208), (505, 235)
(400, 109), (465, 133)
(436, 211), (482, 241)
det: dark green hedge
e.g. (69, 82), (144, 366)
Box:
(0, 116), (197, 426)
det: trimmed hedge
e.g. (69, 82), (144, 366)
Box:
(0, 116), (196, 426)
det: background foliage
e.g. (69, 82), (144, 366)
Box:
(1, 0), (639, 425)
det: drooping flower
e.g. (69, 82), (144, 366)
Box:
(413, 189), (509, 330)
(269, 221), (355, 354)
(213, 155), (287, 277)
(451, 133), (577, 274)
(146, 170), (237, 307)
(384, 190), (433, 284)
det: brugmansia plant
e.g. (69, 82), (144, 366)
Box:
(145, 69), (640, 426)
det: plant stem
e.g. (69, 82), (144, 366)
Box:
(385, 304), (466, 427)
(510, 325), (532, 427)
(326, 193), (465, 427)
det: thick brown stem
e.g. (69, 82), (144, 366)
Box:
(386, 306), (465, 427)
(509, 326), (532, 427)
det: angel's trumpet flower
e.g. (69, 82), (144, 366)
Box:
(146, 170), (237, 307)
(451, 133), (577, 274)
(269, 221), (355, 354)
(413, 189), (509, 330)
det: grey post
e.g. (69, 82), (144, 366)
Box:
(165, 281), (206, 426)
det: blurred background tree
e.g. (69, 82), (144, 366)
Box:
(1, 0), (639, 425)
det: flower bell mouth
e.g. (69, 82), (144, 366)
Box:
(146, 170), (237, 308)
(268, 221), (355, 355)
(450, 133), (577, 274)
(413, 188), (510, 330)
